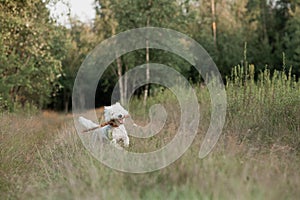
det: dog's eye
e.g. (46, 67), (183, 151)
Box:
(118, 114), (123, 118)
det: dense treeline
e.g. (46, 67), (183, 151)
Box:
(0, 0), (299, 112)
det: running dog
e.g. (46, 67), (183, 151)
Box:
(78, 102), (130, 148)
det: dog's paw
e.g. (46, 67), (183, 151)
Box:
(110, 140), (124, 150)
(114, 143), (124, 150)
(124, 140), (129, 147)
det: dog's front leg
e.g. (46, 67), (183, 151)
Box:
(110, 139), (123, 150)
(123, 136), (129, 147)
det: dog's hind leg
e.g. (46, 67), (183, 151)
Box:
(90, 131), (99, 149)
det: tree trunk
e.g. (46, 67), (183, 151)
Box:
(211, 0), (217, 47)
(260, 1), (268, 41)
(64, 99), (69, 114)
(116, 56), (125, 105)
(111, 17), (125, 105)
(143, 38), (150, 106)
(64, 89), (70, 114)
(79, 88), (85, 111)
(143, 4), (151, 106)
(124, 64), (128, 104)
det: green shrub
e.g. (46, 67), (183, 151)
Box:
(226, 65), (300, 148)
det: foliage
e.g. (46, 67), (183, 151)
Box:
(226, 64), (300, 148)
(92, 0), (192, 105)
(284, 1), (300, 75)
(1, 0), (300, 111)
(51, 20), (98, 111)
(0, 0), (67, 111)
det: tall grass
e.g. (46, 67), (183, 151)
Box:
(1, 65), (299, 199)
(226, 65), (300, 149)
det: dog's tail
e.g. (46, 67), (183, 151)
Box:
(78, 117), (100, 132)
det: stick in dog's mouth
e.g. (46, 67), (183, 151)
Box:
(82, 115), (130, 133)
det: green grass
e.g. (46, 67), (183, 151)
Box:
(1, 65), (300, 199)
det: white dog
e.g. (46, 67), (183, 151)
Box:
(78, 102), (130, 149)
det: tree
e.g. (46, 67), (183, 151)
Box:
(94, 0), (188, 105)
(0, 0), (67, 110)
(284, 0), (300, 76)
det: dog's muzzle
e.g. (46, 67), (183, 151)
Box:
(117, 114), (130, 124)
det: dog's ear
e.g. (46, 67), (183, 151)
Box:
(104, 106), (112, 122)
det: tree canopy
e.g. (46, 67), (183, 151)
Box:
(0, 0), (68, 110)
(0, 0), (299, 111)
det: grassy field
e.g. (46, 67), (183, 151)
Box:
(1, 66), (300, 199)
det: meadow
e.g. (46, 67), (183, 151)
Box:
(1, 65), (300, 200)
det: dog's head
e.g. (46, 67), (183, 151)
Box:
(104, 102), (129, 126)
